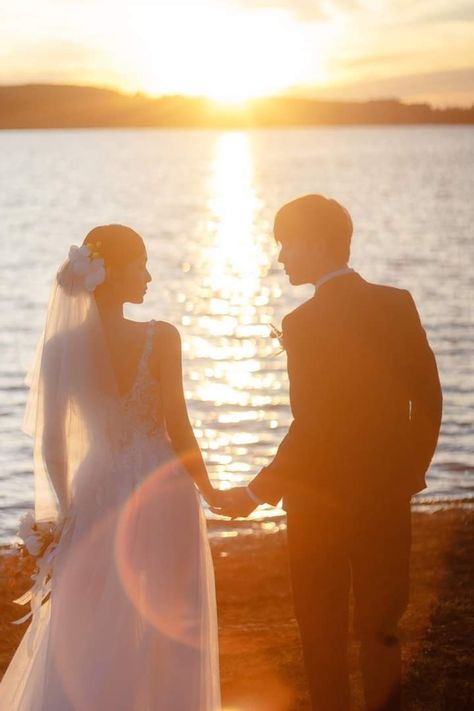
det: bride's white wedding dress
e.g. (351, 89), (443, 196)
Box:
(0, 319), (221, 710)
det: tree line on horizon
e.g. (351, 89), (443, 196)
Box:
(0, 84), (473, 128)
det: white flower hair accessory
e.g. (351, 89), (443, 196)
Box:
(68, 242), (106, 292)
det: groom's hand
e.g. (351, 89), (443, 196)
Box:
(211, 487), (257, 519)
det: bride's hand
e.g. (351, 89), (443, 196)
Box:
(203, 487), (225, 509)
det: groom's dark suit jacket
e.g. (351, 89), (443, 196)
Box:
(250, 273), (442, 510)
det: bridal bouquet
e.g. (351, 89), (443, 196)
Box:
(16, 511), (62, 558)
(10, 511), (68, 635)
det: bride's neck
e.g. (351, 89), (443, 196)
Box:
(95, 294), (125, 328)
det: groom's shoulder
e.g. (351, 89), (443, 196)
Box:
(362, 281), (418, 325)
(364, 279), (413, 307)
(282, 298), (316, 332)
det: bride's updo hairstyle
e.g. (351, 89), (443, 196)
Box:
(83, 224), (145, 297)
(57, 224), (145, 295)
(83, 224), (145, 272)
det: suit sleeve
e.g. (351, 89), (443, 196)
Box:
(249, 314), (312, 506)
(402, 291), (443, 487)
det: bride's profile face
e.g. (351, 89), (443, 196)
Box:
(85, 226), (152, 305)
(102, 249), (152, 304)
(118, 252), (152, 304)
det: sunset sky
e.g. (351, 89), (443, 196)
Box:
(1, 0), (473, 107)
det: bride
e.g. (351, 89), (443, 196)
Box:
(0, 224), (223, 710)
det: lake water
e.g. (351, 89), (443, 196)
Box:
(0, 126), (473, 543)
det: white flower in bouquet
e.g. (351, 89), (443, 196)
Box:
(17, 510), (36, 542)
(16, 511), (59, 558)
(23, 534), (42, 556)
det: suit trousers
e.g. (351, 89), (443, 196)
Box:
(286, 494), (411, 711)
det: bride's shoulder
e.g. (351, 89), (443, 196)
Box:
(151, 321), (182, 356)
(147, 322), (183, 378)
(153, 320), (180, 339)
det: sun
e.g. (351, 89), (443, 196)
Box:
(210, 95), (251, 110)
(122, 3), (329, 101)
(202, 83), (269, 108)
(207, 87), (257, 107)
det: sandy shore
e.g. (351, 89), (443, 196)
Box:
(1, 508), (473, 710)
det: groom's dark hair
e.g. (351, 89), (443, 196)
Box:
(274, 194), (353, 263)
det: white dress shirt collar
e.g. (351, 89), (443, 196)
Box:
(314, 266), (355, 294)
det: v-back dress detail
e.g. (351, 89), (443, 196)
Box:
(120, 320), (164, 439)
(0, 320), (221, 710)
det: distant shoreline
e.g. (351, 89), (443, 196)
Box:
(1, 84), (473, 129)
(1, 123), (473, 132)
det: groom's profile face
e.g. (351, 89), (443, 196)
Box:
(276, 234), (324, 286)
(273, 196), (352, 285)
(274, 205), (329, 285)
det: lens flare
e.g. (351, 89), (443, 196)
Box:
(114, 451), (207, 650)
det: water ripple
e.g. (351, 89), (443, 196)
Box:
(0, 126), (472, 541)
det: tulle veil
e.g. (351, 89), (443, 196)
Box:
(23, 250), (120, 524)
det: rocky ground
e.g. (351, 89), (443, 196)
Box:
(1, 508), (473, 710)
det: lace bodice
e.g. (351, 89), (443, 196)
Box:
(120, 319), (165, 444)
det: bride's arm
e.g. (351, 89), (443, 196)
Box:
(155, 322), (218, 506)
(41, 340), (70, 518)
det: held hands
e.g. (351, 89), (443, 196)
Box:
(209, 486), (258, 519)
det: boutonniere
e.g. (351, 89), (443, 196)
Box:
(269, 322), (285, 355)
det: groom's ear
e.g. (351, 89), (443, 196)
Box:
(308, 238), (328, 261)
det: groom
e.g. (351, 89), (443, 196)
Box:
(218, 195), (442, 711)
